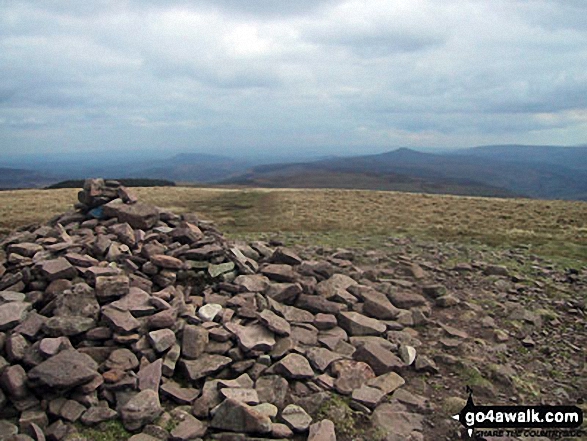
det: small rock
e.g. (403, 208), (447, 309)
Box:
(281, 404), (312, 432)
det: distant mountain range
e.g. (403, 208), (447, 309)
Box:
(224, 145), (587, 200)
(2, 145), (587, 200)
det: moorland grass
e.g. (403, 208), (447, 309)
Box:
(1, 187), (585, 265)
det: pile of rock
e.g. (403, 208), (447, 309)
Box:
(76, 179), (138, 211)
(0, 179), (434, 441)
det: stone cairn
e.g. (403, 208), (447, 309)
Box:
(0, 178), (431, 441)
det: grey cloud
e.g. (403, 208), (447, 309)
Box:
(0, 0), (586, 155)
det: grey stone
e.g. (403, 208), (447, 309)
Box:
(308, 419), (336, 441)
(0, 301), (31, 331)
(226, 323), (275, 352)
(103, 200), (160, 230)
(120, 389), (163, 431)
(210, 398), (272, 434)
(180, 354), (232, 381)
(338, 312), (386, 336)
(273, 353), (314, 379)
(148, 329), (176, 353)
(281, 404), (312, 432)
(28, 349), (98, 389)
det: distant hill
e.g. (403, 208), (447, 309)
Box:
(3, 145), (587, 200)
(224, 155), (520, 198)
(0, 168), (57, 189)
(224, 146), (587, 200)
(126, 153), (248, 183)
(46, 178), (176, 189)
(454, 145), (587, 171)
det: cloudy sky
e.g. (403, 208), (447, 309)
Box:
(1, 0), (586, 158)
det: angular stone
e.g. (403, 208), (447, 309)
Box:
(352, 385), (386, 409)
(281, 404), (312, 432)
(198, 303), (223, 322)
(102, 306), (140, 333)
(103, 200), (160, 230)
(148, 329), (176, 353)
(330, 360), (375, 395)
(314, 313), (337, 330)
(160, 382), (199, 404)
(38, 258), (77, 281)
(170, 411), (207, 440)
(367, 371), (406, 395)
(120, 389), (162, 431)
(273, 353), (314, 379)
(59, 399), (86, 422)
(105, 348), (139, 371)
(210, 398), (272, 434)
(354, 342), (403, 375)
(219, 388), (259, 405)
(234, 274), (271, 292)
(64, 252), (99, 268)
(316, 274), (357, 298)
(361, 289), (400, 320)
(226, 323), (275, 352)
(150, 254), (184, 270)
(372, 402), (424, 439)
(43, 316), (95, 337)
(308, 419), (336, 441)
(265, 283), (302, 304)
(271, 247), (302, 265)
(296, 295), (344, 315)
(338, 312), (386, 336)
(261, 264), (298, 283)
(255, 375), (289, 408)
(138, 359), (162, 392)
(95, 275), (130, 300)
(54, 282), (100, 320)
(306, 347), (344, 372)
(1, 364), (29, 399)
(8, 243), (43, 257)
(182, 325), (209, 359)
(208, 262), (235, 278)
(0, 301), (30, 331)
(257, 309), (291, 336)
(28, 349), (98, 389)
(387, 292), (428, 309)
(81, 405), (118, 425)
(399, 345), (417, 366)
(180, 354), (232, 381)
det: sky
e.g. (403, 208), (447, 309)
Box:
(1, 0), (587, 159)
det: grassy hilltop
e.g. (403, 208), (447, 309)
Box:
(1, 186), (586, 265)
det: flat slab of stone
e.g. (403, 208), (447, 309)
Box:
(38, 258), (77, 281)
(372, 402), (425, 439)
(219, 387), (259, 405)
(273, 353), (315, 379)
(28, 349), (98, 389)
(281, 404), (312, 432)
(0, 301), (30, 331)
(103, 200), (160, 230)
(257, 309), (291, 336)
(180, 354), (232, 381)
(330, 359), (375, 395)
(367, 371), (406, 395)
(338, 311), (386, 336)
(119, 389), (162, 431)
(308, 419), (336, 441)
(102, 306), (140, 333)
(354, 342), (404, 375)
(210, 398), (272, 434)
(226, 322), (276, 352)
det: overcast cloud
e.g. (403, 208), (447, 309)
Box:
(1, 0), (586, 157)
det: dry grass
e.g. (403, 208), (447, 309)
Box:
(1, 187), (586, 262)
